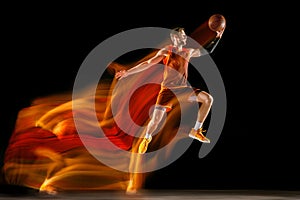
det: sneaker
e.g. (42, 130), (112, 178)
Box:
(126, 179), (137, 195)
(138, 136), (152, 154)
(189, 128), (210, 143)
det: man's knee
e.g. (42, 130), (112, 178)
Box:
(197, 92), (213, 105)
(207, 94), (213, 105)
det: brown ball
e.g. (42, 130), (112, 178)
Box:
(208, 14), (226, 32)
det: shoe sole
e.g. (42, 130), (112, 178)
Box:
(189, 134), (210, 143)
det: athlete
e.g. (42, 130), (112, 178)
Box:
(115, 27), (224, 154)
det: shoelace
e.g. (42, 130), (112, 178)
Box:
(198, 128), (206, 134)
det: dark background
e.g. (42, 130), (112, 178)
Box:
(1, 1), (298, 192)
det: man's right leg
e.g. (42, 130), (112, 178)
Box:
(138, 106), (166, 154)
(189, 91), (213, 143)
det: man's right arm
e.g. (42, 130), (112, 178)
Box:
(203, 28), (225, 54)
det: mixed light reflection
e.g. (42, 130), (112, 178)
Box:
(3, 20), (217, 194)
(3, 59), (199, 194)
(3, 82), (130, 193)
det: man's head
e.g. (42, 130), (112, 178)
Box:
(170, 27), (187, 46)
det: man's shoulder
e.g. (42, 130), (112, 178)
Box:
(183, 47), (195, 51)
(157, 45), (171, 55)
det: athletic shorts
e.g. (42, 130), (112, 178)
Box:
(155, 86), (201, 112)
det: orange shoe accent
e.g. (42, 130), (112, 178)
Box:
(189, 128), (210, 143)
(138, 136), (152, 154)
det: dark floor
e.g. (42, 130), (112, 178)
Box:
(0, 189), (299, 200)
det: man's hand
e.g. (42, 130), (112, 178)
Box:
(216, 27), (225, 38)
(115, 70), (128, 80)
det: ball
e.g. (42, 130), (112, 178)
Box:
(208, 14), (226, 32)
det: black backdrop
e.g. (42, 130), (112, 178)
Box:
(1, 1), (299, 191)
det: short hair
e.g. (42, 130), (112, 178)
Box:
(170, 27), (185, 36)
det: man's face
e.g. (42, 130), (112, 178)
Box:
(176, 29), (187, 46)
(178, 30), (187, 42)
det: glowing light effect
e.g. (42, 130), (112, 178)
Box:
(3, 21), (226, 194)
(3, 82), (133, 193)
